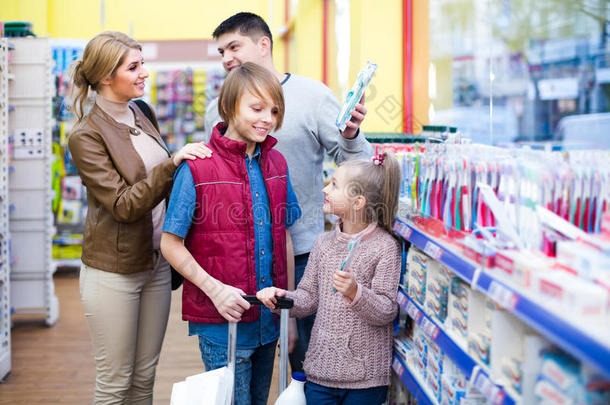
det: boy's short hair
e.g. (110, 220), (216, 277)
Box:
(218, 62), (285, 130)
(213, 12), (273, 51)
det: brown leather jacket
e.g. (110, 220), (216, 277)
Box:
(68, 101), (176, 274)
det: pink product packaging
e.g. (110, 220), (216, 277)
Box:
(534, 271), (609, 320)
(494, 249), (553, 287)
(556, 240), (610, 278)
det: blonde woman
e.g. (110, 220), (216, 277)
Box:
(68, 31), (210, 404)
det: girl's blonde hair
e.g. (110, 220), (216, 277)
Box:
(218, 62), (285, 130)
(341, 151), (401, 235)
(70, 31), (141, 121)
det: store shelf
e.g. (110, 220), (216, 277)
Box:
(393, 217), (478, 284)
(393, 216), (610, 379)
(366, 132), (442, 144)
(392, 354), (438, 405)
(7, 37), (58, 327)
(476, 272), (610, 379)
(53, 259), (81, 268)
(0, 38), (12, 381)
(52, 237), (83, 245)
(397, 288), (516, 405)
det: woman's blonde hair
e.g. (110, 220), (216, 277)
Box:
(341, 151), (401, 235)
(218, 62), (285, 130)
(70, 31), (141, 121)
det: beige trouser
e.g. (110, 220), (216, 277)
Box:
(80, 251), (171, 405)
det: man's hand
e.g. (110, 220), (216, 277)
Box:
(333, 270), (358, 301)
(209, 282), (251, 323)
(341, 95), (367, 139)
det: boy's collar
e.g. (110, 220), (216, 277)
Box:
(210, 122), (277, 162)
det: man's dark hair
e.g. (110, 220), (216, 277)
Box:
(213, 12), (273, 51)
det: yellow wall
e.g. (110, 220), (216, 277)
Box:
(1, 0), (48, 34)
(1, 0), (271, 40)
(293, 0), (323, 81)
(1, 0), (431, 134)
(413, 0), (430, 133)
(349, 0), (405, 133)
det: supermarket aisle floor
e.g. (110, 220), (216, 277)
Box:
(0, 269), (281, 404)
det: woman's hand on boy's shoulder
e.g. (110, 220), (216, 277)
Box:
(172, 142), (213, 166)
(256, 287), (286, 312)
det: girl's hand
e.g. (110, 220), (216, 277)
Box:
(209, 283), (251, 323)
(333, 270), (358, 300)
(172, 142), (212, 166)
(256, 287), (287, 311)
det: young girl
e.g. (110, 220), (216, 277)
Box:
(257, 152), (402, 404)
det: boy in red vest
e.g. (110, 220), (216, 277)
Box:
(160, 62), (301, 405)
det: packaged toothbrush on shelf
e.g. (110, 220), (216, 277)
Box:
(335, 61), (377, 131)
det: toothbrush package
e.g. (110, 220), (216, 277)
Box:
(335, 61), (377, 131)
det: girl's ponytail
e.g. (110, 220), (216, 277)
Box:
(378, 151), (401, 234)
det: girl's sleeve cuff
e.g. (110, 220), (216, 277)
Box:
(344, 283), (363, 307)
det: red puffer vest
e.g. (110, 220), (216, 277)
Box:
(182, 122), (288, 324)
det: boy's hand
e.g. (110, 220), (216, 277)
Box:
(256, 287), (287, 311)
(210, 283), (251, 323)
(333, 270), (358, 301)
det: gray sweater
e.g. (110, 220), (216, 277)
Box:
(285, 224), (402, 389)
(204, 73), (373, 255)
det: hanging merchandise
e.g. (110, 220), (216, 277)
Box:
(50, 39), (87, 268)
(148, 66), (225, 151)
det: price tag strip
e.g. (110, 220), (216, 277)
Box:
(405, 299), (422, 323)
(393, 221), (413, 240)
(488, 280), (519, 311)
(424, 240), (443, 260)
(469, 366), (507, 405)
(420, 316), (440, 340)
(392, 357), (404, 377)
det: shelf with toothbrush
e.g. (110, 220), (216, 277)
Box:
(397, 288), (518, 405)
(394, 214), (610, 380)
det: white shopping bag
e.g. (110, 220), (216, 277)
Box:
(171, 323), (237, 405)
(170, 366), (234, 405)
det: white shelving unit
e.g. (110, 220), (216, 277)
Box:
(7, 38), (58, 327)
(0, 38), (12, 381)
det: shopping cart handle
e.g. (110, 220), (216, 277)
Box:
(243, 295), (294, 309)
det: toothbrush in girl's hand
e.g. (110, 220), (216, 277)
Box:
(333, 238), (360, 292)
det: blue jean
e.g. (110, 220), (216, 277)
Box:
(289, 253), (315, 372)
(305, 381), (388, 405)
(198, 336), (277, 405)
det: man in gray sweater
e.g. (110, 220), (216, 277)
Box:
(204, 12), (373, 372)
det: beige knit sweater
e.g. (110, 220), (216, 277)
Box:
(286, 223), (402, 389)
